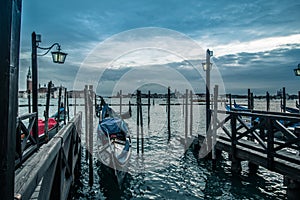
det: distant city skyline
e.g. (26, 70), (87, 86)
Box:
(19, 0), (300, 95)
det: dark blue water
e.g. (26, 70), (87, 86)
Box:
(18, 98), (288, 199)
(72, 145), (286, 199)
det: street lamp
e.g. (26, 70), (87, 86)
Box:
(294, 63), (300, 76)
(31, 31), (67, 146)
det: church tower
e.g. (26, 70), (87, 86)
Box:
(26, 66), (32, 94)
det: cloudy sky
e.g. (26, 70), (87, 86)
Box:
(19, 0), (300, 95)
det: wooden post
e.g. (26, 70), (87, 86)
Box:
(229, 93), (232, 110)
(44, 81), (52, 141)
(190, 90), (193, 136)
(67, 91), (70, 121)
(231, 113), (241, 173)
(137, 90), (140, 154)
(266, 118), (274, 170)
(182, 97), (184, 116)
(212, 85), (218, 169)
(139, 91), (144, 154)
(64, 88), (67, 125)
(0, 0), (21, 198)
(247, 89), (251, 109)
(120, 89), (122, 115)
(250, 92), (254, 110)
(32, 31), (39, 148)
(266, 92), (270, 111)
(28, 92), (31, 113)
(185, 89), (188, 141)
(167, 87), (171, 140)
(148, 90), (150, 127)
(74, 94), (77, 116)
(56, 87), (62, 133)
(88, 85), (94, 186)
(298, 91), (300, 114)
(206, 49), (211, 137)
(282, 87), (286, 112)
(84, 85), (89, 160)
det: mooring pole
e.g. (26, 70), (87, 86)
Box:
(74, 94), (77, 116)
(120, 89), (122, 115)
(229, 93), (232, 110)
(32, 31), (39, 148)
(266, 92), (270, 111)
(88, 85), (94, 186)
(28, 92), (31, 113)
(139, 91), (144, 154)
(247, 89), (251, 109)
(212, 85), (218, 169)
(167, 87), (171, 140)
(182, 97), (185, 116)
(64, 88), (67, 125)
(84, 85), (89, 160)
(148, 90), (150, 127)
(185, 89), (188, 141)
(137, 90), (140, 154)
(282, 87), (286, 113)
(56, 87), (62, 133)
(44, 81), (52, 141)
(250, 92), (254, 110)
(0, 0), (21, 198)
(67, 91), (70, 121)
(190, 90), (193, 136)
(205, 49), (212, 137)
(298, 91), (300, 114)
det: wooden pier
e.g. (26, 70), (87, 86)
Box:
(196, 87), (300, 199)
(14, 112), (82, 199)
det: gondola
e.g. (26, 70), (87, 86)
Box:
(95, 95), (132, 185)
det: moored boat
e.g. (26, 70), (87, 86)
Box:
(95, 95), (132, 185)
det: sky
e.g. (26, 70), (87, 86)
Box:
(19, 0), (300, 95)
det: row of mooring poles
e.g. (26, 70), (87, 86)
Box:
(84, 85), (94, 186)
(0, 0), (22, 198)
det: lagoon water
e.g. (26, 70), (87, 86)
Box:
(19, 97), (294, 199)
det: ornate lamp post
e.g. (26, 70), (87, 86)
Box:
(31, 31), (67, 146)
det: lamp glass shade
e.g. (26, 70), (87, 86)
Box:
(294, 68), (300, 76)
(51, 51), (67, 64)
(202, 63), (212, 71)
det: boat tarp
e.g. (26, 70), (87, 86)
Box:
(99, 117), (128, 137)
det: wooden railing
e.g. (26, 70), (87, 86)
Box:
(15, 112), (38, 167)
(14, 112), (82, 200)
(211, 108), (300, 171)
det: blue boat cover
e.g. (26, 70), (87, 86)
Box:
(99, 117), (128, 136)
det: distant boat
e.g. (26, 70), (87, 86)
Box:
(95, 95), (131, 186)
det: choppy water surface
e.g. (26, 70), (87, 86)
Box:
(20, 97), (292, 199)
